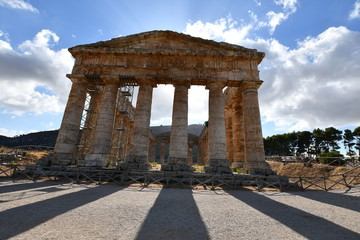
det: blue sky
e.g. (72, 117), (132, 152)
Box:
(0, 0), (360, 145)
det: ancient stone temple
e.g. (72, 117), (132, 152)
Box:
(52, 30), (268, 174)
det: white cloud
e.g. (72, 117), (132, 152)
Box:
(0, 128), (24, 137)
(258, 0), (298, 34)
(0, 29), (74, 115)
(349, 0), (360, 20)
(244, 26), (360, 131)
(0, 30), (10, 42)
(184, 16), (252, 44)
(184, 17), (360, 132)
(254, 0), (261, 6)
(0, 0), (38, 12)
(275, 0), (298, 13)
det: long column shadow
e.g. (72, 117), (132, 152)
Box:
(226, 190), (360, 239)
(135, 188), (210, 240)
(0, 184), (124, 239)
(290, 191), (360, 213)
(0, 181), (60, 194)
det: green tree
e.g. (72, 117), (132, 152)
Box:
(353, 127), (360, 156)
(312, 128), (326, 154)
(285, 132), (298, 155)
(343, 129), (355, 156)
(297, 131), (313, 155)
(264, 134), (292, 156)
(324, 127), (342, 152)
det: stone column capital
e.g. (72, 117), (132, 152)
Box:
(137, 79), (157, 88)
(239, 80), (263, 91)
(173, 80), (191, 88)
(100, 75), (121, 86)
(205, 81), (226, 90)
(66, 74), (88, 84)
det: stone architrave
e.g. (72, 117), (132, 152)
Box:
(84, 80), (119, 167)
(162, 84), (192, 171)
(206, 82), (231, 173)
(125, 83), (154, 170)
(53, 78), (87, 165)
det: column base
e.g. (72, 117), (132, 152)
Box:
(168, 157), (188, 165)
(204, 166), (232, 174)
(126, 155), (148, 164)
(231, 161), (245, 169)
(161, 163), (194, 172)
(245, 161), (276, 176)
(208, 158), (230, 167)
(123, 155), (151, 171)
(119, 162), (152, 171)
(51, 152), (75, 166)
(81, 154), (109, 167)
(206, 158), (232, 174)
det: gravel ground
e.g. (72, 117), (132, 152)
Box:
(0, 179), (359, 240)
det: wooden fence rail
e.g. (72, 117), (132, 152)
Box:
(1, 164), (359, 191)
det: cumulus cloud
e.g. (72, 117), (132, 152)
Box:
(247, 26), (360, 131)
(349, 0), (360, 20)
(0, 128), (25, 137)
(258, 0), (298, 34)
(185, 16), (252, 44)
(185, 17), (360, 132)
(0, 0), (38, 12)
(0, 29), (74, 115)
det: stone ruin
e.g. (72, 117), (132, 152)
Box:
(52, 30), (272, 175)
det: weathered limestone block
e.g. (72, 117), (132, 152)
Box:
(53, 80), (87, 165)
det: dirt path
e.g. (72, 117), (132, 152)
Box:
(1, 180), (359, 239)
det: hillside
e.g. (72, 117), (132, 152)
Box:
(0, 130), (59, 148)
(0, 124), (205, 148)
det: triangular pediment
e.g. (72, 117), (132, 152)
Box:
(69, 30), (264, 60)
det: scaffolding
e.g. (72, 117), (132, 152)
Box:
(109, 75), (137, 168)
(73, 74), (137, 167)
(75, 75), (103, 162)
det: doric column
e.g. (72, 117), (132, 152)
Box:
(149, 142), (157, 163)
(205, 82), (231, 173)
(232, 91), (246, 169)
(125, 82), (154, 170)
(163, 83), (191, 171)
(225, 106), (234, 163)
(241, 81), (271, 174)
(159, 143), (166, 164)
(85, 78), (119, 167)
(53, 76), (87, 165)
(188, 146), (193, 165)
